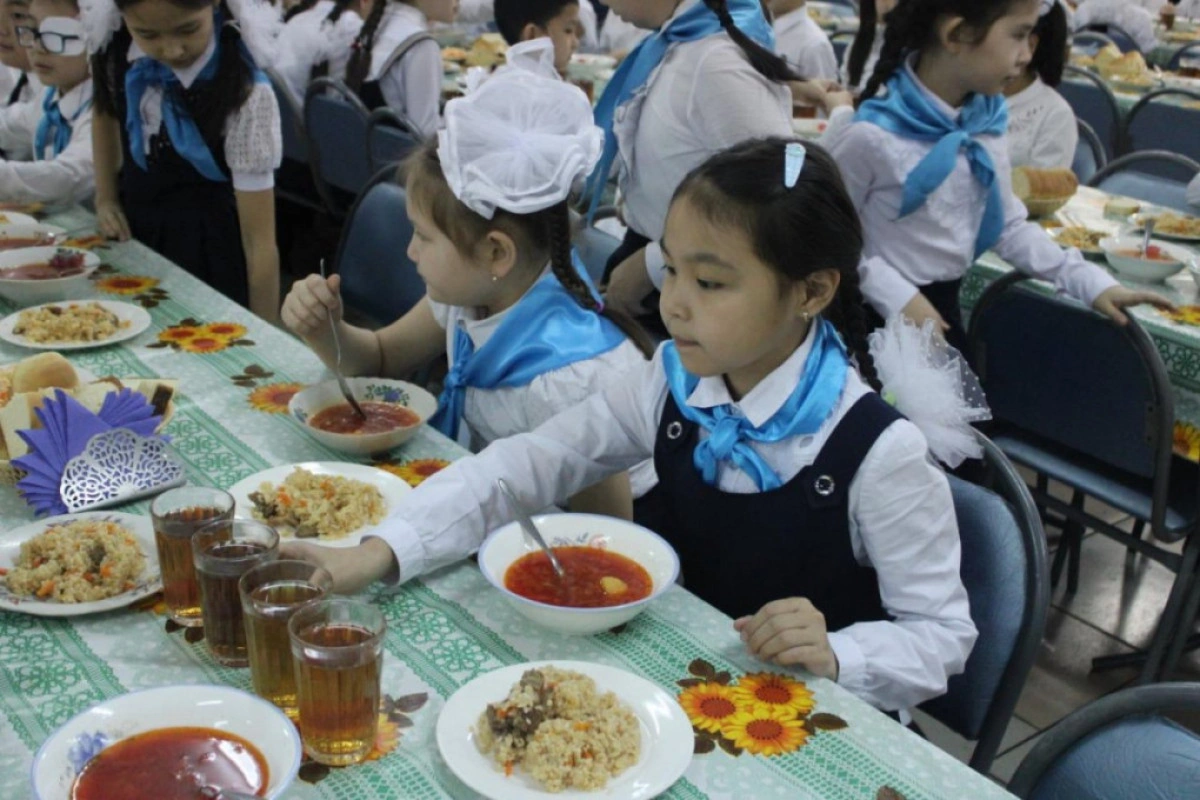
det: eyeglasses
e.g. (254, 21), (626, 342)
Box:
(14, 25), (83, 55)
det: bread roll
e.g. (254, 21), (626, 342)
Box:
(1012, 167), (1079, 201)
(11, 352), (79, 395)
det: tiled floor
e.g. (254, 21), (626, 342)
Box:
(912, 470), (1199, 789)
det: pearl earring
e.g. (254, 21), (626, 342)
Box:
(491, 274), (499, 282)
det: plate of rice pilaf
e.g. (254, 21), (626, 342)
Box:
(0, 512), (160, 617)
(227, 462), (412, 548)
(0, 301), (151, 351)
(437, 661), (693, 799)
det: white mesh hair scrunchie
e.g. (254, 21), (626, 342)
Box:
(437, 38), (604, 220)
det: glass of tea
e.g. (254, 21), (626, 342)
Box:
(150, 487), (235, 627)
(192, 519), (279, 667)
(289, 598), (386, 766)
(239, 560), (332, 719)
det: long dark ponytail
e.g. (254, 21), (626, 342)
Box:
(1029, 2), (1067, 87)
(702, 0), (806, 82)
(846, 0), (879, 90)
(673, 137), (881, 391)
(344, 0), (388, 92)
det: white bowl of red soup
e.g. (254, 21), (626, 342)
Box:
(0, 223), (65, 251)
(289, 377), (439, 456)
(31, 684), (301, 800)
(478, 513), (681, 636)
(1099, 235), (1193, 283)
(0, 247), (100, 306)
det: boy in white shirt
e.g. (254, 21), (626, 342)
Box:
(770, 0), (838, 81)
(0, 0), (92, 203)
(494, 0), (583, 77)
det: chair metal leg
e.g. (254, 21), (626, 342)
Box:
(1162, 546), (1200, 679)
(1127, 519), (1146, 556)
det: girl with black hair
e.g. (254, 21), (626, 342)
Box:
(273, 0), (365, 106)
(589, 0), (851, 323)
(285, 137), (978, 717)
(87, 0), (283, 320)
(826, 0), (1169, 356)
(1004, 0), (1075, 169)
(342, 0), (453, 134)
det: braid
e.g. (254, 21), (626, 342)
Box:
(544, 204), (656, 359)
(191, 7), (255, 143)
(831, 268), (882, 392)
(91, 26), (133, 118)
(284, 0), (321, 22)
(860, 2), (914, 102)
(701, 0), (805, 82)
(345, 0), (387, 93)
(846, 0), (878, 90)
(308, 0), (358, 81)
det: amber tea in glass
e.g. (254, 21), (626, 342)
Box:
(150, 487), (235, 627)
(240, 560), (332, 718)
(290, 599), (386, 766)
(193, 519), (278, 667)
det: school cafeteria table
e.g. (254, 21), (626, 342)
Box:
(0, 206), (1016, 799)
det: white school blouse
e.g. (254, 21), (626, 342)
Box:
(773, 7), (839, 82)
(366, 326), (977, 713)
(1005, 76), (1078, 170)
(366, 3), (441, 137)
(0, 79), (94, 204)
(1128, 0), (1200, 18)
(599, 11), (649, 55)
(127, 37), (282, 192)
(0, 66), (39, 107)
(426, 284), (656, 499)
(1072, 1), (1160, 53)
(825, 62), (1118, 319)
(274, 0), (363, 107)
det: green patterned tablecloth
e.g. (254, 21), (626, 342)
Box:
(0, 208), (1014, 799)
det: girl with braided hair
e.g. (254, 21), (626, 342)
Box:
(281, 40), (655, 522)
(826, 0), (1169, 357)
(284, 135), (981, 719)
(273, 0), (366, 106)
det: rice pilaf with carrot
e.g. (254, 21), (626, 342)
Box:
(3, 519), (145, 602)
(248, 467), (386, 540)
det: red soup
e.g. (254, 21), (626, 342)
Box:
(0, 237), (50, 252)
(1114, 247), (1177, 263)
(504, 546), (653, 608)
(309, 401), (420, 435)
(71, 726), (269, 800)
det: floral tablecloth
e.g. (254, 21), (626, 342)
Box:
(963, 186), (1200, 461)
(0, 207), (1014, 799)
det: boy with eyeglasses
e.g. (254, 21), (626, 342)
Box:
(0, 0), (92, 203)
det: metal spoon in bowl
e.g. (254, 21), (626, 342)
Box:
(317, 258), (367, 421)
(497, 478), (566, 581)
(1141, 216), (1157, 257)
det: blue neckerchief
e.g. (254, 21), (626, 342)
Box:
(124, 15), (269, 183)
(429, 256), (627, 441)
(855, 64), (1009, 257)
(34, 87), (90, 160)
(583, 0), (774, 219)
(662, 318), (850, 491)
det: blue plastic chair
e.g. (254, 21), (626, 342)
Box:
(1088, 151), (1200, 213)
(1124, 88), (1200, 166)
(365, 107), (424, 174)
(333, 167), (427, 327)
(966, 273), (1200, 682)
(266, 67), (307, 163)
(1057, 66), (1123, 159)
(1070, 30), (1117, 55)
(304, 77), (375, 217)
(919, 434), (1049, 775)
(1080, 23), (1139, 53)
(1167, 40), (1200, 70)
(830, 31), (855, 69)
(1072, 118), (1107, 184)
(575, 226), (622, 286)
(1008, 683), (1200, 800)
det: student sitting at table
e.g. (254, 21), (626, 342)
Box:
(1, 0), (43, 118)
(272, 0), (366, 107)
(460, 0), (599, 52)
(87, 0), (284, 322)
(281, 41), (656, 520)
(0, 0), (93, 203)
(341, 0), (455, 135)
(842, 0), (896, 93)
(826, 0), (1170, 357)
(285, 138), (980, 715)
(1005, 0), (1076, 169)
(769, 0), (839, 82)
(494, 0), (582, 78)
(1071, 0), (1158, 54)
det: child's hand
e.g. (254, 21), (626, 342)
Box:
(900, 292), (951, 336)
(734, 598), (839, 681)
(280, 538), (396, 595)
(96, 201), (131, 242)
(1092, 285), (1176, 326)
(602, 250), (654, 317)
(281, 274), (343, 339)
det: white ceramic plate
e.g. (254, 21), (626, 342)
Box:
(0, 212), (39, 229)
(0, 223), (67, 251)
(0, 300), (152, 351)
(0, 511), (160, 617)
(437, 660), (693, 800)
(227, 461), (412, 548)
(1129, 213), (1200, 243)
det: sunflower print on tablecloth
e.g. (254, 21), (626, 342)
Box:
(677, 659), (846, 757)
(1175, 421), (1200, 462)
(1162, 305), (1200, 328)
(248, 382), (304, 413)
(297, 693), (428, 784)
(94, 274), (159, 295)
(149, 319), (255, 354)
(375, 457), (452, 487)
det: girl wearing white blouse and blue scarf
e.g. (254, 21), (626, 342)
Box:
(284, 138), (980, 716)
(825, 0), (1170, 356)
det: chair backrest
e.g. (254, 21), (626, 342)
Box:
(1124, 88), (1200, 168)
(334, 167), (426, 325)
(1087, 150), (1200, 213)
(266, 67), (307, 163)
(1081, 23), (1138, 53)
(574, 225), (622, 285)
(304, 77), (374, 212)
(1167, 40), (1200, 70)
(1008, 683), (1200, 800)
(366, 108), (424, 174)
(1071, 118), (1107, 184)
(1070, 30), (1116, 54)
(967, 273), (1174, 482)
(1057, 66), (1123, 158)
(830, 30), (855, 67)
(919, 435), (1049, 775)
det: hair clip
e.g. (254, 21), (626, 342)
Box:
(784, 142), (806, 189)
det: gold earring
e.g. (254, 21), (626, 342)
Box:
(801, 311), (811, 322)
